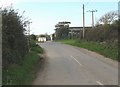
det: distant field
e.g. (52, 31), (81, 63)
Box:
(58, 39), (118, 61)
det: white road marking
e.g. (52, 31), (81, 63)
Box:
(71, 56), (82, 66)
(71, 56), (104, 86)
(96, 81), (103, 85)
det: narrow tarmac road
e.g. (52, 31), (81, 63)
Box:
(33, 41), (118, 85)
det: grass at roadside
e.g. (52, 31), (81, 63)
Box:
(31, 45), (44, 53)
(58, 39), (118, 60)
(3, 45), (44, 85)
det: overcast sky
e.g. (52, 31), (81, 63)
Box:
(0, 0), (119, 35)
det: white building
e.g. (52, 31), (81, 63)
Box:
(38, 37), (46, 42)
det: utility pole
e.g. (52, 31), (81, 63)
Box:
(27, 21), (32, 52)
(87, 10), (97, 29)
(118, 1), (120, 20)
(28, 23), (30, 36)
(83, 4), (85, 39)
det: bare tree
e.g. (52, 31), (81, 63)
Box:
(98, 11), (118, 25)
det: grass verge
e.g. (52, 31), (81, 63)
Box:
(58, 39), (118, 61)
(3, 45), (44, 85)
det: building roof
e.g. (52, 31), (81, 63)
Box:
(54, 26), (92, 31)
(69, 27), (92, 30)
(69, 27), (92, 28)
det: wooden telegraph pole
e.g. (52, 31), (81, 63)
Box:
(83, 4), (85, 39)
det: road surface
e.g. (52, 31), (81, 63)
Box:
(33, 41), (118, 85)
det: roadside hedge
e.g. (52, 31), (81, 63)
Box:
(2, 6), (29, 68)
(80, 24), (118, 42)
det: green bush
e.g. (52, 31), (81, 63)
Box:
(31, 45), (44, 53)
(30, 40), (36, 47)
(2, 6), (44, 85)
(2, 6), (29, 68)
(84, 25), (118, 42)
(2, 45), (44, 85)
